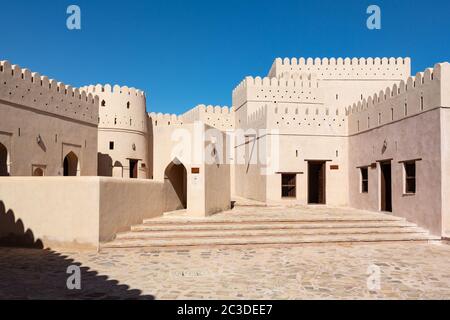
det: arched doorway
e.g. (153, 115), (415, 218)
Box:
(63, 152), (79, 176)
(164, 160), (187, 209)
(0, 143), (9, 176)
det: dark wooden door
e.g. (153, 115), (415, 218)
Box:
(129, 159), (138, 179)
(308, 161), (326, 204)
(380, 162), (392, 212)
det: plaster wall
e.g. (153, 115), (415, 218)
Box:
(0, 61), (98, 176)
(348, 109), (442, 235)
(0, 177), (181, 250)
(80, 84), (149, 179)
(0, 177), (100, 250)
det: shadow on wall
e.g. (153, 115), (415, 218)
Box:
(0, 201), (43, 249)
(98, 153), (113, 177)
(0, 201), (154, 300)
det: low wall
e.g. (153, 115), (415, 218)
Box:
(0, 177), (100, 250)
(0, 177), (177, 250)
(99, 177), (179, 242)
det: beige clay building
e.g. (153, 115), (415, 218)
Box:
(1, 57), (450, 250)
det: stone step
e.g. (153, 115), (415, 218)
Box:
(103, 232), (440, 249)
(132, 220), (414, 232)
(117, 226), (426, 240)
(142, 215), (404, 225)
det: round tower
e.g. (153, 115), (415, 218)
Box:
(81, 84), (149, 179)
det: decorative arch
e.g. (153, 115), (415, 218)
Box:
(0, 142), (10, 176)
(164, 159), (187, 210)
(63, 151), (79, 176)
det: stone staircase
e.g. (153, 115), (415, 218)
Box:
(102, 205), (440, 250)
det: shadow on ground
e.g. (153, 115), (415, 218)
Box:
(0, 200), (154, 300)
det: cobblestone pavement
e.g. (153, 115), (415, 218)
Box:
(1, 242), (450, 299)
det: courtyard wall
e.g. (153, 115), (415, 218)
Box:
(0, 177), (181, 250)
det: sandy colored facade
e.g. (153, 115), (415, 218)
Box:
(0, 61), (99, 177)
(1, 57), (450, 250)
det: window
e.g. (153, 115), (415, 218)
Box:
(109, 141), (114, 150)
(404, 161), (416, 194)
(127, 101), (130, 109)
(101, 100), (106, 107)
(281, 174), (296, 198)
(360, 167), (368, 193)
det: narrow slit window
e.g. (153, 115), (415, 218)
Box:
(109, 141), (114, 150)
(404, 161), (416, 194)
(360, 167), (368, 193)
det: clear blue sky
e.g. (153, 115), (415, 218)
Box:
(1, 0), (449, 114)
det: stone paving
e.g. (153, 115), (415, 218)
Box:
(1, 241), (450, 299)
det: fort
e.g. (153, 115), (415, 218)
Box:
(1, 56), (450, 250)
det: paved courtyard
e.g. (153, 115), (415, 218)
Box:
(1, 241), (450, 299)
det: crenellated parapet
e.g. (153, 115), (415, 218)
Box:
(148, 112), (184, 127)
(80, 84), (147, 133)
(182, 104), (235, 130)
(232, 74), (321, 111)
(149, 104), (235, 131)
(0, 60), (98, 125)
(348, 63), (449, 134)
(80, 84), (146, 97)
(268, 57), (411, 80)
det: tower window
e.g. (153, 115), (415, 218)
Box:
(109, 141), (114, 150)
(360, 167), (368, 193)
(101, 100), (106, 107)
(404, 161), (416, 194)
(127, 102), (130, 109)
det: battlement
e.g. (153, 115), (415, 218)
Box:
(182, 104), (235, 130)
(268, 57), (411, 80)
(232, 74), (321, 110)
(183, 104), (234, 117)
(348, 63), (448, 134)
(79, 84), (148, 133)
(148, 112), (184, 127)
(79, 84), (146, 97)
(149, 104), (235, 130)
(0, 60), (99, 125)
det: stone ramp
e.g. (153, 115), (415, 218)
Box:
(101, 206), (440, 250)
